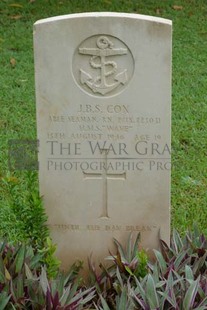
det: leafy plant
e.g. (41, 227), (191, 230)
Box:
(38, 237), (61, 279)
(88, 233), (148, 308)
(0, 240), (43, 308)
(131, 227), (207, 309)
(87, 229), (207, 309)
(0, 229), (207, 309)
(0, 240), (95, 309)
(0, 172), (48, 248)
(109, 233), (148, 279)
(88, 233), (148, 285)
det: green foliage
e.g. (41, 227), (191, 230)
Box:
(136, 250), (148, 279)
(0, 230), (207, 308)
(0, 240), (43, 308)
(0, 0), (206, 253)
(87, 233), (148, 307)
(131, 228), (207, 309)
(88, 230), (207, 309)
(109, 233), (148, 279)
(0, 240), (95, 309)
(0, 0), (207, 307)
(0, 172), (48, 248)
(38, 237), (61, 279)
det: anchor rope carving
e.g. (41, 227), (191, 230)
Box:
(89, 55), (117, 84)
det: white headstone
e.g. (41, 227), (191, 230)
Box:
(34, 13), (172, 270)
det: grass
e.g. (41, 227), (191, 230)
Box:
(0, 0), (207, 246)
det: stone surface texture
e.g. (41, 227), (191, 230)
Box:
(34, 12), (172, 270)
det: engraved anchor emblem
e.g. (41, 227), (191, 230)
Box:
(79, 36), (128, 95)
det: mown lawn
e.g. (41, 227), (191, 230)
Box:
(0, 0), (207, 246)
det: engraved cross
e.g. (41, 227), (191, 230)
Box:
(83, 149), (126, 218)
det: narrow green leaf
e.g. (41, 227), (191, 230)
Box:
(150, 263), (159, 284)
(30, 253), (42, 269)
(174, 250), (189, 269)
(165, 271), (177, 305)
(25, 263), (34, 280)
(154, 249), (167, 274)
(0, 292), (11, 310)
(16, 275), (24, 299)
(185, 265), (194, 281)
(40, 267), (49, 295)
(9, 3), (24, 8)
(65, 279), (79, 302)
(0, 241), (6, 253)
(25, 245), (34, 258)
(0, 271), (5, 283)
(125, 266), (133, 276)
(193, 224), (200, 241)
(127, 233), (133, 262)
(130, 287), (147, 309)
(68, 287), (95, 306)
(117, 287), (127, 310)
(10, 279), (18, 304)
(116, 266), (124, 288)
(99, 295), (111, 310)
(183, 279), (199, 310)
(4, 267), (11, 281)
(193, 252), (207, 275)
(158, 291), (177, 308)
(78, 288), (95, 305)
(146, 274), (159, 308)
(134, 276), (147, 302)
(15, 244), (25, 273)
(113, 238), (126, 262)
(0, 256), (5, 276)
(59, 284), (72, 305)
(132, 233), (141, 258)
(172, 229), (183, 253)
